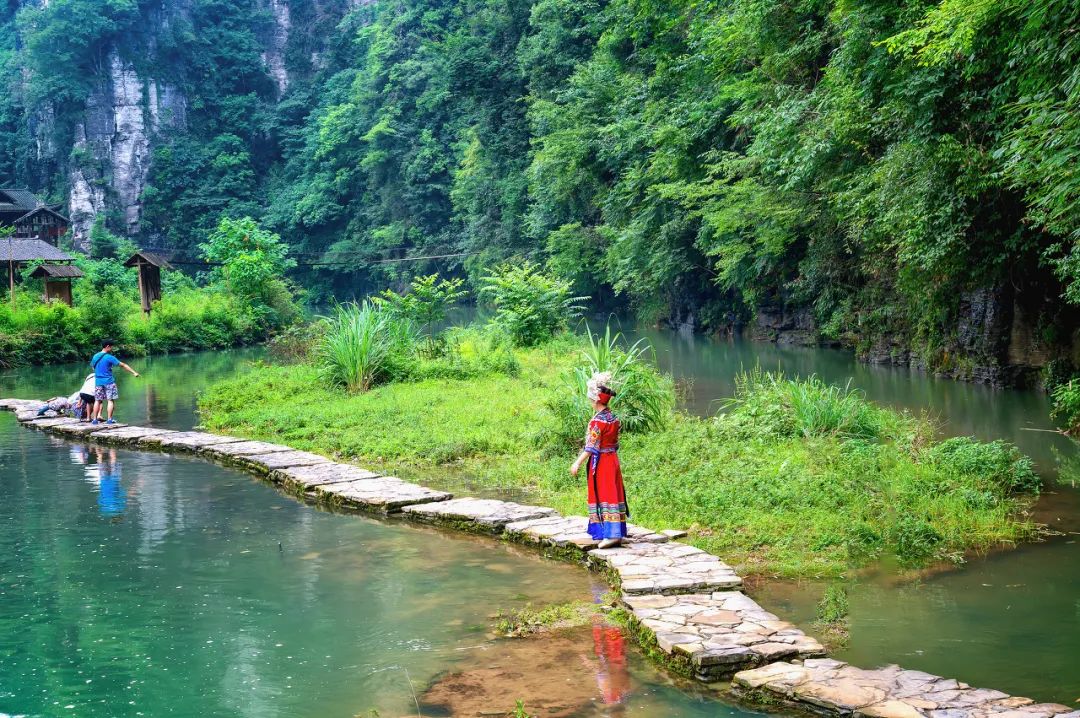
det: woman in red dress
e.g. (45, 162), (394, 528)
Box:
(570, 372), (629, 548)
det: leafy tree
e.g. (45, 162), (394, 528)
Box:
(480, 261), (587, 346)
(200, 216), (296, 311)
(376, 273), (468, 339)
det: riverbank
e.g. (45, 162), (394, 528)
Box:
(4, 402), (1074, 718)
(198, 335), (1042, 579)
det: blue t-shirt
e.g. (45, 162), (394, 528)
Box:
(91, 351), (120, 386)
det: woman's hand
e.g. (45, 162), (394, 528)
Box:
(569, 461), (580, 476)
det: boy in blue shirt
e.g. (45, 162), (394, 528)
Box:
(90, 339), (140, 425)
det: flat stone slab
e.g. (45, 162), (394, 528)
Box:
(505, 514), (671, 550)
(317, 477), (452, 513)
(198, 440), (296, 459)
(88, 426), (176, 445)
(270, 463), (382, 491)
(139, 431), (244, 450)
(0, 398), (42, 411)
(589, 541), (742, 595)
(23, 417), (82, 430)
(624, 592), (825, 680)
(49, 421), (126, 437)
(231, 450), (332, 474)
(402, 497), (557, 533)
(733, 659), (1078, 718)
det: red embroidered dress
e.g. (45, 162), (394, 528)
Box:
(584, 407), (628, 540)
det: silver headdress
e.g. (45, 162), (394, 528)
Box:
(586, 371), (613, 402)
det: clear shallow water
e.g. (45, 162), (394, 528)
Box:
(625, 326), (1080, 702)
(0, 352), (752, 718)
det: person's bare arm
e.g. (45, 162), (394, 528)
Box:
(119, 362), (140, 378)
(570, 449), (590, 476)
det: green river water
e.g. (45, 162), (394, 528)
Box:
(0, 350), (740, 717)
(3, 329), (1078, 714)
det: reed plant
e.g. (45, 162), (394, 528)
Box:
(317, 301), (415, 392)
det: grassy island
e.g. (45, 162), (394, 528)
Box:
(199, 277), (1040, 579)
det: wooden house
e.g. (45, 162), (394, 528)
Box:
(1, 238), (79, 303)
(28, 263), (85, 306)
(0, 188), (70, 244)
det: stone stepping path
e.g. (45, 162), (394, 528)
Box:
(270, 463), (382, 492)
(198, 440), (295, 459)
(23, 417), (82, 430)
(624, 592), (825, 680)
(92, 426), (175, 445)
(402, 497), (558, 533)
(51, 421), (129, 437)
(139, 431), (244, 450)
(230, 450), (332, 475)
(505, 514), (672, 549)
(732, 659), (1080, 718)
(317, 477), (452, 513)
(589, 541), (742, 595)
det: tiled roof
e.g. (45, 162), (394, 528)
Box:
(0, 188), (43, 212)
(0, 239), (74, 262)
(29, 263), (84, 278)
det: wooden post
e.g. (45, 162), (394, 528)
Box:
(136, 259), (149, 317)
(7, 236), (13, 307)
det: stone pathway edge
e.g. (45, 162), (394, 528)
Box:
(3, 400), (1075, 718)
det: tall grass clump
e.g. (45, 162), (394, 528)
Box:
(542, 323), (675, 447)
(718, 368), (912, 441)
(318, 301), (415, 392)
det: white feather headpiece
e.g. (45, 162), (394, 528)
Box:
(586, 371), (613, 402)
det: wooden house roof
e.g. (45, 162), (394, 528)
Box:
(29, 264), (84, 279)
(15, 205), (70, 224)
(124, 250), (173, 269)
(0, 239), (74, 262)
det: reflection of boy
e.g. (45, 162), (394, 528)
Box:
(95, 448), (127, 517)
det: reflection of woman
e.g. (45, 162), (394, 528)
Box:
(570, 372), (628, 549)
(591, 623), (631, 705)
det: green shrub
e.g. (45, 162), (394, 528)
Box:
(922, 436), (1039, 494)
(717, 370), (908, 442)
(376, 273), (468, 340)
(1051, 379), (1080, 435)
(479, 261), (587, 347)
(891, 516), (944, 565)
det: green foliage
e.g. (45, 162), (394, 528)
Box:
(494, 601), (596, 637)
(479, 261), (586, 346)
(1051, 379), (1080, 436)
(718, 370), (910, 443)
(200, 216), (301, 328)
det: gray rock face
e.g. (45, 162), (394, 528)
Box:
(262, 0), (291, 95)
(67, 50), (187, 247)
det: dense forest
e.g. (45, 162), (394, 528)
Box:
(1, 0), (1078, 384)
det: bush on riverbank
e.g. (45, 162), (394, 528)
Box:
(0, 217), (300, 368)
(199, 333), (1040, 579)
